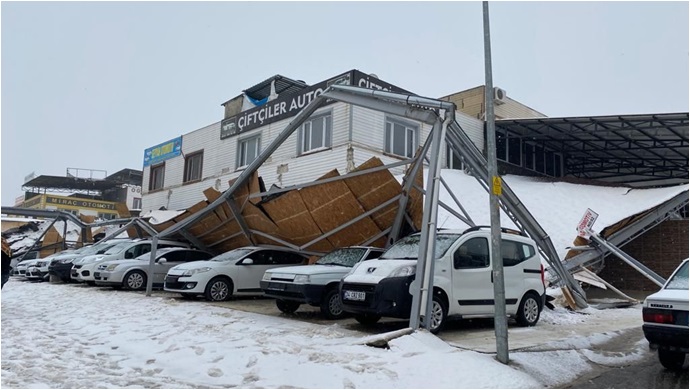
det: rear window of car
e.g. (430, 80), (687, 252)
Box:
(665, 260), (688, 290)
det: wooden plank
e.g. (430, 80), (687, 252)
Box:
(343, 157), (401, 231)
(300, 170), (382, 248)
(242, 202), (286, 246)
(203, 187), (229, 221)
(406, 162), (424, 231)
(261, 190), (334, 252)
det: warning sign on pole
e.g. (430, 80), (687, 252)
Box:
(576, 208), (599, 238)
(492, 176), (502, 196)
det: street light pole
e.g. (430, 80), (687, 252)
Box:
(483, 0), (509, 364)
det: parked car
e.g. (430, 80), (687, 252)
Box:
(15, 258), (42, 279)
(94, 248), (214, 290)
(261, 246), (385, 319)
(164, 246), (309, 301)
(10, 250), (40, 274)
(49, 241), (127, 283)
(72, 239), (189, 285)
(339, 226), (546, 333)
(25, 252), (65, 281)
(642, 258), (689, 371)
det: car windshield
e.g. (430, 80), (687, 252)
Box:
(316, 248), (367, 267)
(380, 234), (461, 260)
(665, 260), (688, 290)
(103, 242), (132, 255)
(211, 248), (254, 262)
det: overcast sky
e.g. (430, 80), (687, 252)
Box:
(2, 1), (688, 206)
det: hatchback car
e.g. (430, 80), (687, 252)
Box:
(261, 246), (384, 319)
(642, 258), (689, 371)
(164, 246), (309, 301)
(94, 248), (214, 290)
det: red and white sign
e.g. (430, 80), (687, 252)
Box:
(576, 208), (599, 238)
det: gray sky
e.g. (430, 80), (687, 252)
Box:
(2, 1), (688, 206)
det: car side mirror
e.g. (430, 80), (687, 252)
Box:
(157, 257), (167, 263)
(243, 258), (254, 265)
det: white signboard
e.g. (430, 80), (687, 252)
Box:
(576, 208), (599, 238)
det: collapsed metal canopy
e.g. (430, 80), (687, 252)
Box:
(495, 112), (689, 187)
(22, 175), (121, 194)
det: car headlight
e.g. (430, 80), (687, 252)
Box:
(182, 267), (212, 277)
(59, 259), (72, 264)
(389, 265), (416, 277)
(293, 274), (310, 284)
(262, 272), (272, 282)
(106, 264), (118, 271)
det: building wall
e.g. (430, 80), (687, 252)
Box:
(440, 85), (547, 120)
(596, 220), (689, 291)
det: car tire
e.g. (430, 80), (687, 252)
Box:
(354, 313), (381, 326)
(658, 349), (687, 371)
(276, 299), (301, 314)
(123, 270), (147, 291)
(205, 277), (233, 302)
(428, 294), (448, 334)
(320, 288), (346, 320)
(516, 292), (541, 327)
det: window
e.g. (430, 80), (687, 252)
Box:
(237, 135), (260, 168)
(183, 151), (203, 183)
(501, 240), (536, 267)
(453, 237), (489, 269)
(385, 118), (418, 158)
(149, 163), (165, 191)
(132, 198), (142, 210)
(299, 113), (332, 154)
(446, 145), (464, 170)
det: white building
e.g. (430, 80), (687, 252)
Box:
(141, 70), (486, 212)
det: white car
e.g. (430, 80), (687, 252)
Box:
(642, 258), (689, 371)
(94, 248), (213, 290)
(261, 246), (384, 319)
(25, 252), (65, 281)
(15, 258), (41, 279)
(72, 239), (189, 284)
(50, 241), (129, 283)
(340, 226), (546, 333)
(164, 246), (308, 301)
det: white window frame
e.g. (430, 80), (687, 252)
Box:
(149, 163), (165, 191)
(385, 117), (419, 158)
(299, 112), (332, 155)
(237, 134), (261, 169)
(183, 150), (204, 183)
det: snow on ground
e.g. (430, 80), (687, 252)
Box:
(1, 280), (648, 389)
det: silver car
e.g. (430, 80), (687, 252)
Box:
(94, 248), (214, 290)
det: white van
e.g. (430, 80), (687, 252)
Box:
(340, 226), (546, 333)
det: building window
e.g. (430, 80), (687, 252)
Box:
(299, 113), (332, 154)
(149, 163), (165, 191)
(446, 145), (464, 170)
(132, 197), (142, 210)
(183, 151), (204, 183)
(385, 118), (418, 158)
(237, 134), (260, 169)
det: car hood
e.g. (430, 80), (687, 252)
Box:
(342, 259), (417, 284)
(266, 264), (347, 277)
(170, 260), (219, 271)
(74, 255), (103, 264)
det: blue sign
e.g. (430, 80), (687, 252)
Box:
(143, 136), (182, 167)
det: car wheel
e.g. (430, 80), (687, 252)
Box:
(658, 349), (687, 371)
(354, 313), (381, 326)
(320, 288), (346, 320)
(516, 292), (541, 327)
(276, 299), (301, 314)
(205, 277), (232, 301)
(123, 270), (147, 291)
(428, 294), (448, 334)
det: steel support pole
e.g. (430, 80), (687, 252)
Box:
(409, 118), (444, 330)
(145, 236), (158, 297)
(483, 1), (509, 364)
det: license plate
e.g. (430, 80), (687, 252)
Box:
(344, 290), (366, 301)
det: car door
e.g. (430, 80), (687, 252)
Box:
(153, 250), (187, 285)
(450, 236), (495, 315)
(232, 250), (273, 293)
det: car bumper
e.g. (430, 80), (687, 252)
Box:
(340, 276), (414, 319)
(643, 324), (689, 352)
(260, 281), (325, 304)
(164, 274), (204, 293)
(26, 267), (49, 280)
(49, 264), (73, 281)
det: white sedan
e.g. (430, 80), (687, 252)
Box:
(164, 246), (308, 301)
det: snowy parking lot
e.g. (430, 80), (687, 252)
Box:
(2, 278), (649, 389)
